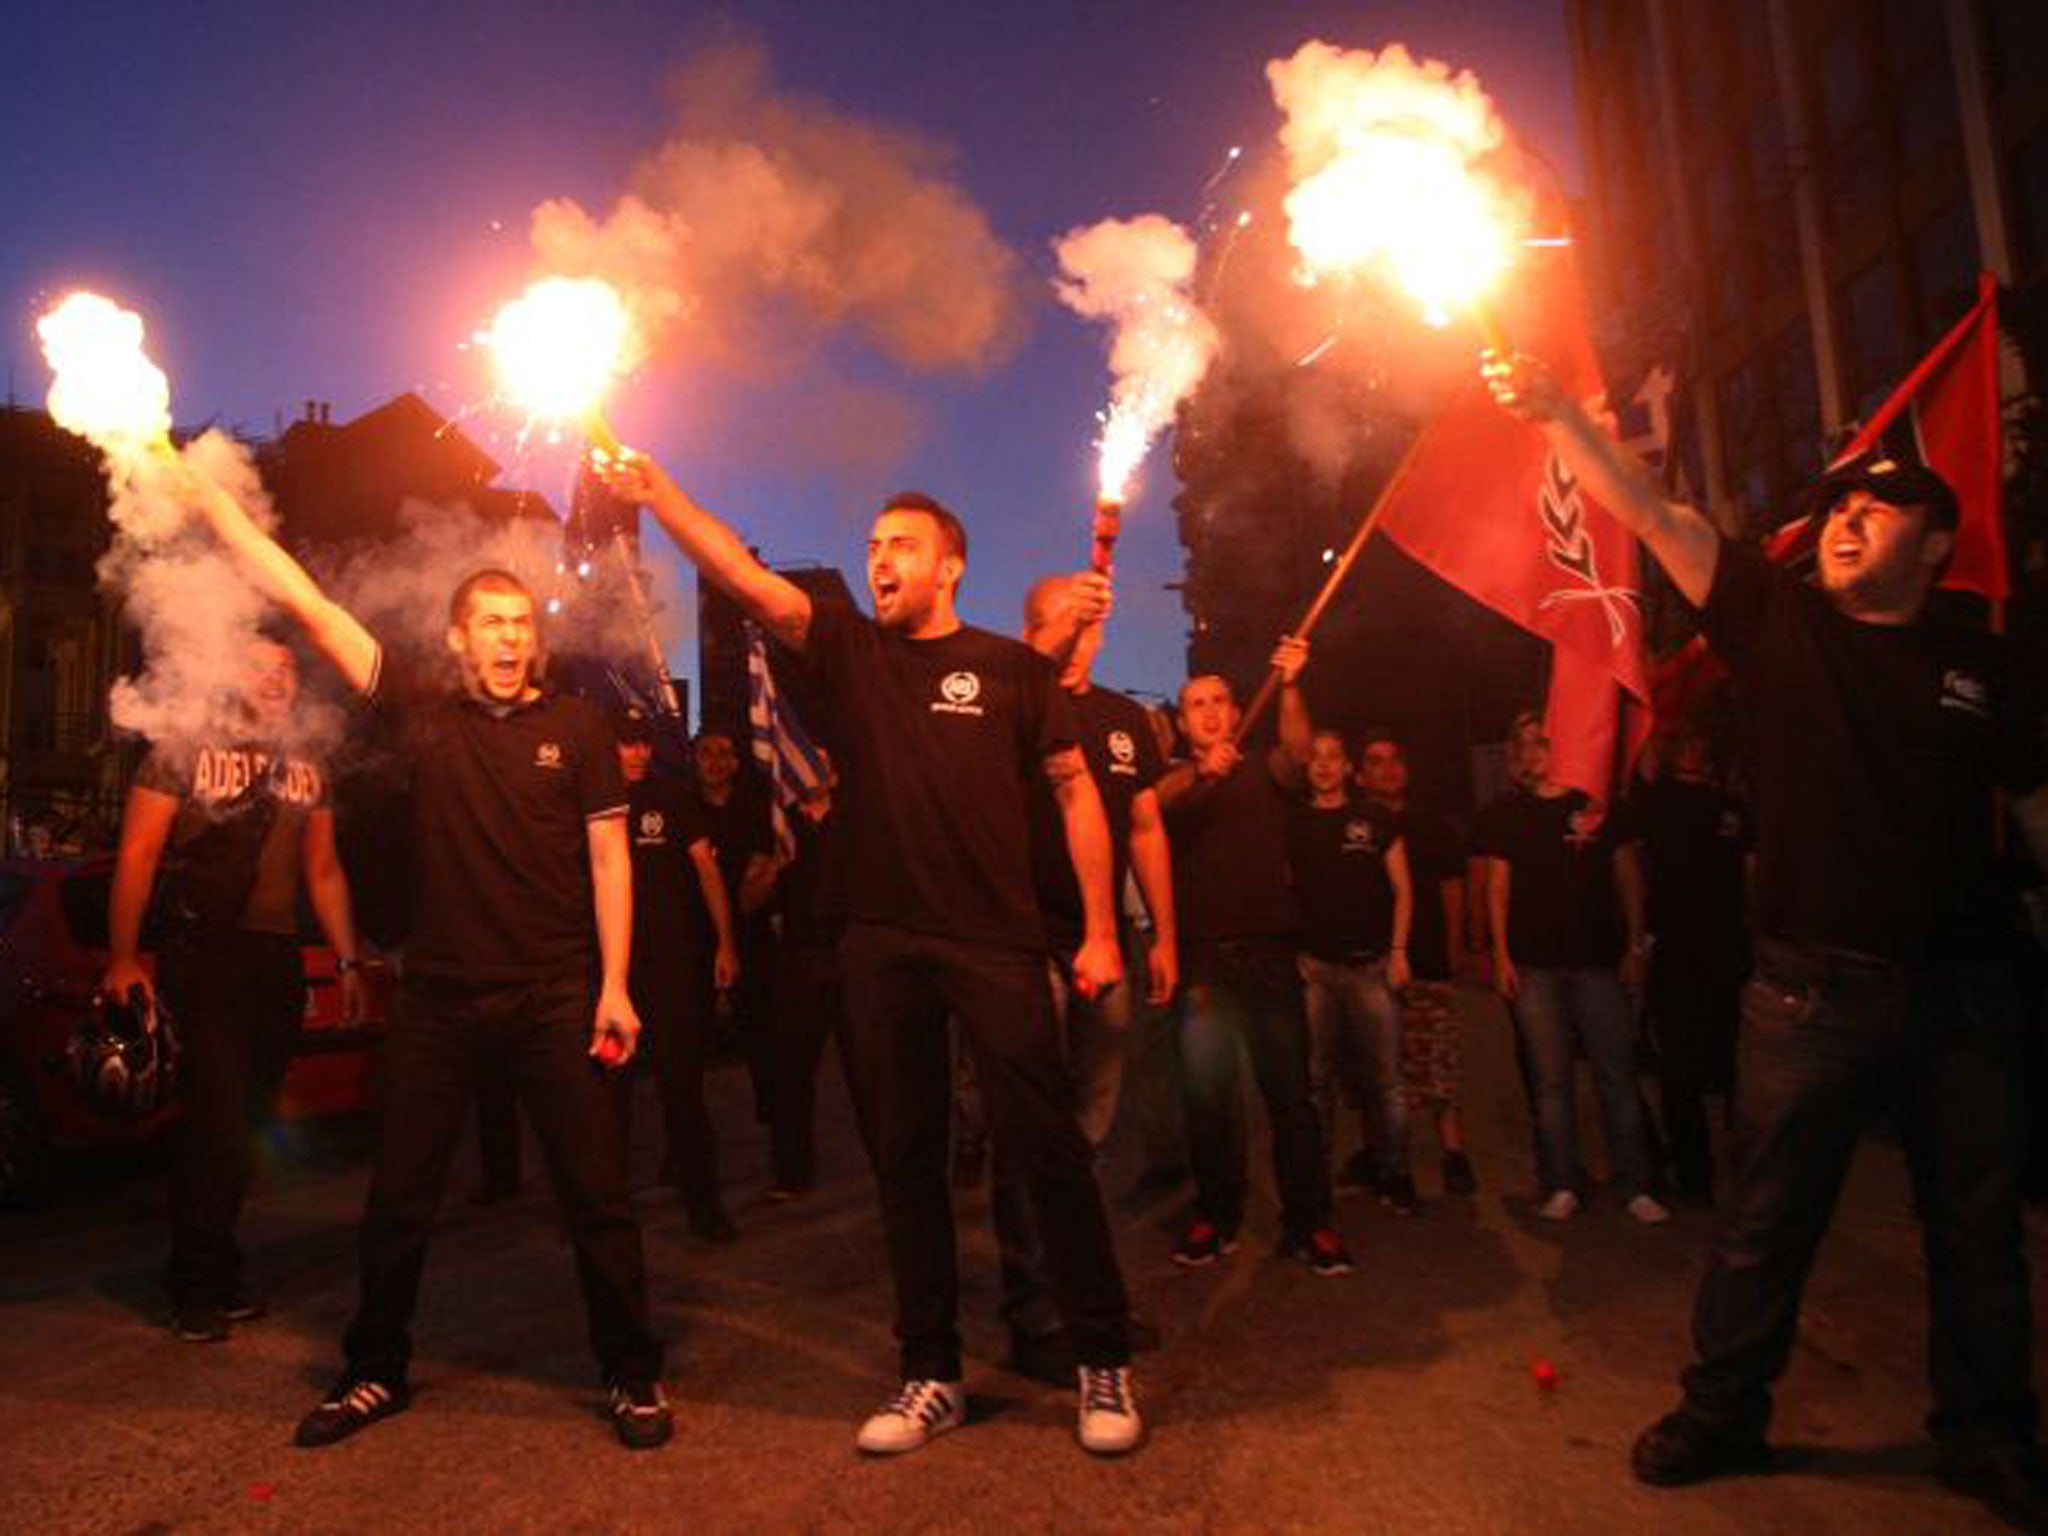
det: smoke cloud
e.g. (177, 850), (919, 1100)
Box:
(529, 39), (1023, 391)
(1053, 215), (1220, 502)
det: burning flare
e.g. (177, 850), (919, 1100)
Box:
(1268, 41), (1528, 332)
(1054, 215), (1219, 507)
(36, 292), (173, 455)
(479, 276), (636, 451)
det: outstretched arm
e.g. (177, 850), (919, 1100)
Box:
(1484, 353), (1721, 609)
(180, 471), (378, 692)
(1270, 636), (1313, 783)
(594, 451), (814, 651)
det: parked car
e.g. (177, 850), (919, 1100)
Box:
(0, 857), (392, 1205)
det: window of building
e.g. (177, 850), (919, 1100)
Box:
(1909, 199), (1980, 342)
(1839, 256), (1914, 418)
(1767, 322), (1824, 484)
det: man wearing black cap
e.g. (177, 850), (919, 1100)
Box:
(1489, 357), (2048, 1524)
(613, 704), (740, 1239)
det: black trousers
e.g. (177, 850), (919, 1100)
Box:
(767, 939), (844, 1190)
(343, 975), (660, 1386)
(1174, 935), (1330, 1237)
(1646, 943), (1742, 1199)
(1682, 938), (2037, 1448)
(159, 930), (304, 1306)
(630, 955), (719, 1210)
(838, 921), (1130, 1380)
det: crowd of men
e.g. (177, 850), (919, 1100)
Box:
(86, 345), (2048, 1526)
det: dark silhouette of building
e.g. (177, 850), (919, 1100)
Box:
(697, 565), (856, 740)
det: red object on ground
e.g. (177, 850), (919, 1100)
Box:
(247, 1482), (276, 1502)
(1531, 1359), (1560, 1391)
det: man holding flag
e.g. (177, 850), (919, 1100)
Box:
(1487, 315), (2048, 1524)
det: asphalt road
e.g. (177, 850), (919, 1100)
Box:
(2, 986), (2041, 1534)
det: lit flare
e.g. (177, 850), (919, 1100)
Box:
(36, 292), (173, 455)
(479, 276), (634, 452)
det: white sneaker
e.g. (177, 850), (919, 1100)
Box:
(1626, 1194), (1673, 1226)
(1077, 1365), (1142, 1455)
(855, 1379), (965, 1455)
(1536, 1189), (1581, 1222)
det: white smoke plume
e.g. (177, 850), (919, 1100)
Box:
(529, 39), (1022, 387)
(1053, 215), (1220, 503)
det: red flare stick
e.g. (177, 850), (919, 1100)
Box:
(1091, 497), (1122, 574)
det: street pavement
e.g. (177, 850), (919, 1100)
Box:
(2, 985), (2042, 1534)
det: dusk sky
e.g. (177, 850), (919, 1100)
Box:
(3, 1), (1582, 708)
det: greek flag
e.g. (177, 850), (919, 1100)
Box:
(745, 622), (828, 862)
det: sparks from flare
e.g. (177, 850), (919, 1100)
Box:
(477, 276), (635, 453)
(1269, 41), (1530, 336)
(36, 292), (174, 455)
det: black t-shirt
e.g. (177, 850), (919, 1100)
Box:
(1630, 774), (1750, 965)
(781, 602), (1075, 950)
(626, 776), (711, 967)
(1286, 796), (1400, 962)
(778, 803), (847, 950)
(1029, 684), (1165, 946)
(694, 785), (773, 906)
(1476, 785), (1633, 968)
(1166, 751), (1301, 943)
(1387, 802), (1465, 981)
(1703, 540), (2047, 960)
(137, 737), (329, 936)
(364, 649), (627, 983)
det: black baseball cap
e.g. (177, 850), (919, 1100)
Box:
(1802, 438), (1960, 531)
(608, 703), (655, 743)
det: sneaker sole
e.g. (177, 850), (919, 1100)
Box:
(856, 1418), (962, 1456)
(293, 1389), (411, 1448)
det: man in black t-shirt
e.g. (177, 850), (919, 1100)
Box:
(1357, 730), (1478, 1197)
(104, 636), (364, 1342)
(1157, 644), (1353, 1277)
(689, 725), (777, 1114)
(616, 706), (740, 1239)
(1285, 729), (1414, 1210)
(1629, 724), (1751, 1205)
(990, 570), (1178, 1377)
(598, 452), (1142, 1458)
(1477, 712), (1665, 1227)
(179, 480), (670, 1452)
(1492, 356), (2048, 1519)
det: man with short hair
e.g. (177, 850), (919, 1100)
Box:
(1491, 355), (2048, 1523)
(597, 453), (1143, 1457)
(1285, 727), (1414, 1210)
(177, 485), (668, 1452)
(614, 704), (740, 1236)
(1355, 729), (1478, 1196)
(991, 570), (1177, 1379)
(104, 634), (364, 1342)
(1156, 646), (1354, 1276)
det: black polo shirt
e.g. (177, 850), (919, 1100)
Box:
(779, 600), (1076, 951)
(1166, 749), (1301, 943)
(626, 775), (712, 967)
(1286, 796), (1400, 962)
(1028, 683), (1164, 948)
(1702, 538), (2047, 960)
(364, 649), (626, 984)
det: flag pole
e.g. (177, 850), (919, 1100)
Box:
(1235, 432), (1427, 742)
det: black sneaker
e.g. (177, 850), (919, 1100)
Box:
(687, 1205), (738, 1244)
(1380, 1174), (1420, 1215)
(1171, 1219), (1240, 1268)
(1279, 1227), (1356, 1276)
(294, 1374), (412, 1448)
(1631, 1409), (1770, 1486)
(1935, 1441), (2048, 1529)
(1442, 1151), (1478, 1196)
(608, 1379), (674, 1451)
(172, 1300), (230, 1343)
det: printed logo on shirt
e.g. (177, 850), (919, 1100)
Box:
(1342, 817), (1379, 854)
(637, 810), (666, 845)
(1940, 668), (1990, 719)
(191, 747), (323, 808)
(1106, 729), (1138, 776)
(1565, 803), (1606, 846)
(933, 670), (985, 717)
(535, 742), (564, 769)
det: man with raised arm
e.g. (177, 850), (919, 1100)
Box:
(175, 474), (668, 1452)
(1488, 354), (2048, 1524)
(595, 452), (1142, 1458)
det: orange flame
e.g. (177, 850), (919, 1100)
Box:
(36, 292), (173, 452)
(1269, 41), (1528, 326)
(479, 276), (635, 438)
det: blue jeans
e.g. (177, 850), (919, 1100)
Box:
(1299, 953), (1407, 1182)
(1510, 964), (1653, 1200)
